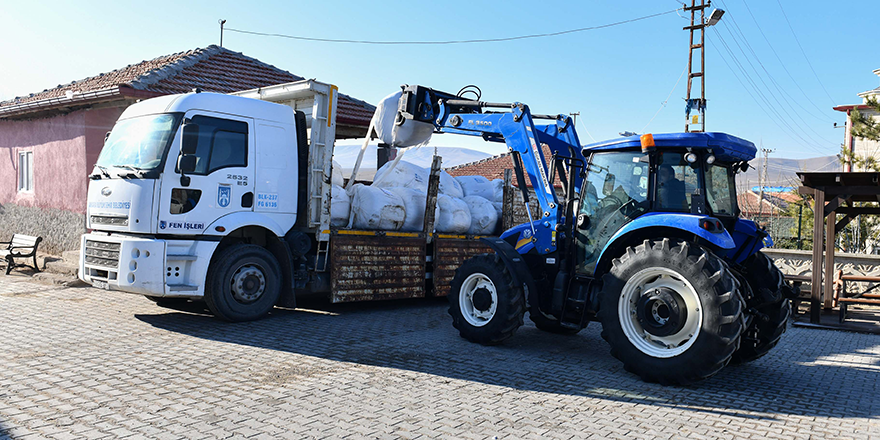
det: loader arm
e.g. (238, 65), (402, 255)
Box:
(395, 85), (585, 225)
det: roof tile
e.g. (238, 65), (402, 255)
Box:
(1, 45), (375, 126)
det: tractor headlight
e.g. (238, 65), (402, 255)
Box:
(685, 152), (698, 163)
(706, 154), (716, 165)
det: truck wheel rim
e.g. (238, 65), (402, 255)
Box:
(460, 273), (497, 327)
(618, 267), (702, 358)
(231, 264), (266, 304)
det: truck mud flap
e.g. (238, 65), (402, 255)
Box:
(330, 232), (425, 303)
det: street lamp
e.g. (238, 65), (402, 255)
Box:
(706, 9), (725, 26)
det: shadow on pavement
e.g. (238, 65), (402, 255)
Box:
(136, 297), (880, 420)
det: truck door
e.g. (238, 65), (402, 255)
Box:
(158, 112), (255, 234)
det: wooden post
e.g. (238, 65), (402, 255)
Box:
(502, 169), (515, 231)
(824, 208), (836, 310)
(810, 188), (824, 324)
(423, 156), (442, 243)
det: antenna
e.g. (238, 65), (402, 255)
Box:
(219, 19), (227, 47)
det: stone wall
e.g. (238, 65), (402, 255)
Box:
(0, 203), (84, 255)
(763, 248), (880, 296)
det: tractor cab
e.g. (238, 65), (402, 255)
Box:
(575, 132), (755, 276)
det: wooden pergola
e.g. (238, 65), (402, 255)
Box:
(797, 172), (880, 323)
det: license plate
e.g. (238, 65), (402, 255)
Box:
(92, 280), (110, 290)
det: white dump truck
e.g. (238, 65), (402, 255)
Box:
(79, 80), (512, 321)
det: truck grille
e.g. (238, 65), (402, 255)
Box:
(84, 240), (121, 268)
(90, 215), (129, 226)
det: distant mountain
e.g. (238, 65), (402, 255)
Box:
(738, 155), (840, 191)
(332, 145), (492, 181)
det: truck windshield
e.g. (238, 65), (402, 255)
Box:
(705, 163), (737, 216)
(96, 113), (182, 171)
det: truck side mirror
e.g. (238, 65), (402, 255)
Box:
(178, 155), (197, 174)
(181, 123), (200, 155)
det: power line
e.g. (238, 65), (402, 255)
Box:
(711, 30), (830, 156)
(712, 23), (832, 155)
(715, 19), (836, 147)
(732, 0), (834, 122)
(641, 64), (687, 133)
(775, 0), (836, 104)
(224, 9), (681, 45)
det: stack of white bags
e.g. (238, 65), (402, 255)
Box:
(329, 159), (505, 235)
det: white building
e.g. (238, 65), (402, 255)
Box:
(834, 68), (880, 172)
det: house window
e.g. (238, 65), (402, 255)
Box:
(18, 151), (33, 192)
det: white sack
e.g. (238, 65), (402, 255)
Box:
(348, 184), (406, 231)
(439, 170), (464, 199)
(435, 195), (471, 234)
(330, 185), (351, 227)
(492, 179), (504, 202)
(455, 175), (494, 201)
(374, 91), (434, 147)
(332, 160), (345, 187)
(373, 160), (430, 192)
(464, 196), (498, 235)
(387, 187), (429, 232)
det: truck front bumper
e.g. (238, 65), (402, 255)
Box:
(79, 233), (218, 299)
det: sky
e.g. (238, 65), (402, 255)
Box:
(1, 0), (878, 159)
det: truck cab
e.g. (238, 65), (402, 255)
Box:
(80, 81), (335, 314)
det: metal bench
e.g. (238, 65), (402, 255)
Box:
(0, 234), (43, 275)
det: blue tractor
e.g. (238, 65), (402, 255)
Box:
(395, 86), (793, 384)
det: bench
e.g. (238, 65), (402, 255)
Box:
(832, 270), (880, 323)
(0, 234), (43, 275)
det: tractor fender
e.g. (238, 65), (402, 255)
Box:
(596, 213), (735, 270)
(479, 237), (539, 309)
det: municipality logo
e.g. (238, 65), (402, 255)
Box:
(218, 186), (231, 208)
(159, 221), (167, 230)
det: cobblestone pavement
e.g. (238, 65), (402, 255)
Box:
(1, 274), (879, 440)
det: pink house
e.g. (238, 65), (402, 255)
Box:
(0, 45), (374, 253)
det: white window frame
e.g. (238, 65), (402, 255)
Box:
(18, 151), (34, 193)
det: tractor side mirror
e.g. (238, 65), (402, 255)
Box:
(181, 122), (200, 155)
(577, 214), (590, 230)
(603, 174), (616, 196)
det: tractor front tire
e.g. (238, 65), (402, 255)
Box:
(598, 238), (744, 385)
(205, 244), (282, 322)
(449, 254), (525, 345)
(731, 251), (791, 364)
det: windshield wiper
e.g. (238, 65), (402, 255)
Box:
(90, 165), (111, 180)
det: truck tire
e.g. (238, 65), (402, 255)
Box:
(529, 310), (581, 335)
(598, 238), (744, 384)
(731, 251), (791, 364)
(205, 244), (282, 322)
(449, 254), (525, 345)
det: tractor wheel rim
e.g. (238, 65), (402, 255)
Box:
(231, 264), (266, 304)
(618, 267), (703, 358)
(460, 273), (498, 327)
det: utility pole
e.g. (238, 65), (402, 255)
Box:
(569, 112), (580, 127)
(757, 143), (773, 219)
(683, 1), (724, 132)
(219, 19), (227, 47)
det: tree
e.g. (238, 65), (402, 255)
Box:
(840, 96), (880, 171)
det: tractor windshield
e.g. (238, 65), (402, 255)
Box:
(576, 151), (649, 275)
(705, 163), (737, 216)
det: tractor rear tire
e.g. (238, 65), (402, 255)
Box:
(205, 244), (282, 322)
(529, 310), (582, 335)
(731, 251), (791, 364)
(449, 254), (525, 345)
(598, 238), (744, 385)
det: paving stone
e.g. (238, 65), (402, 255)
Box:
(0, 275), (878, 439)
